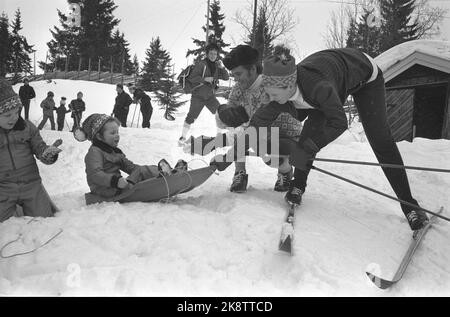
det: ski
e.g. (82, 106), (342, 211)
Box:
(279, 202), (298, 255)
(366, 206), (444, 289)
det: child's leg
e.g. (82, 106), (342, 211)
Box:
(127, 165), (160, 184)
(0, 188), (18, 222)
(20, 181), (54, 218)
(37, 115), (48, 130)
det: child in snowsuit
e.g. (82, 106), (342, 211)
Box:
(0, 78), (62, 222)
(74, 113), (185, 199)
(69, 92), (86, 132)
(56, 97), (71, 131)
(38, 91), (56, 130)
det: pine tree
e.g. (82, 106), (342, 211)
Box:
(110, 30), (133, 75)
(10, 9), (34, 77)
(379, 0), (419, 52)
(140, 37), (171, 92)
(186, 0), (229, 62)
(45, 0), (119, 72)
(0, 13), (12, 77)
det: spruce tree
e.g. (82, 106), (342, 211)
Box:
(154, 69), (187, 119)
(0, 13), (12, 77)
(346, 8), (382, 57)
(10, 9), (34, 77)
(140, 37), (171, 92)
(132, 54), (140, 77)
(45, 0), (119, 72)
(186, 0), (229, 61)
(110, 30), (133, 75)
(379, 0), (419, 52)
(247, 7), (273, 64)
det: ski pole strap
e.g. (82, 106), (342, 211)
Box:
(314, 158), (450, 174)
(311, 165), (450, 222)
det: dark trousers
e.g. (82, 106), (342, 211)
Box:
(115, 109), (129, 127)
(20, 99), (30, 120)
(141, 104), (153, 128)
(296, 71), (416, 215)
(72, 112), (82, 131)
(57, 118), (65, 131)
(185, 95), (220, 125)
(38, 114), (55, 130)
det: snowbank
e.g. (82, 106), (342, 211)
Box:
(1, 80), (449, 296)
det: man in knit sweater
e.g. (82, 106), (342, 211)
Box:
(185, 45), (293, 193)
(211, 46), (428, 232)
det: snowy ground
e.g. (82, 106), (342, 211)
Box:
(1, 79), (449, 296)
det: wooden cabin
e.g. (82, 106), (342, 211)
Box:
(375, 40), (450, 142)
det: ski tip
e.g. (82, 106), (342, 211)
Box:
(279, 236), (292, 255)
(365, 272), (395, 290)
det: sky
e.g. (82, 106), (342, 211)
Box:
(1, 0), (450, 75)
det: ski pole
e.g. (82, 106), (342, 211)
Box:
(136, 110), (141, 128)
(311, 165), (450, 222)
(131, 103), (137, 127)
(314, 157), (450, 174)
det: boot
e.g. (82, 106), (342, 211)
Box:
(285, 182), (304, 205)
(158, 159), (173, 176)
(230, 170), (248, 193)
(274, 168), (293, 192)
(406, 210), (429, 231)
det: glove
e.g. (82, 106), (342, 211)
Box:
(217, 104), (249, 128)
(210, 154), (233, 172)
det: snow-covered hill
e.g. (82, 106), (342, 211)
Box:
(1, 79), (449, 296)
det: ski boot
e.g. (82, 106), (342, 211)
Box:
(285, 183), (304, 205)
(406, 210), (429, 231)
(274, 168), (293, 192)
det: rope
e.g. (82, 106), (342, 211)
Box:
(0, 219), (63, 259)
(158, 167), (194, 204)
(314, 157), (450, 173)
(311, 165), (450, 222)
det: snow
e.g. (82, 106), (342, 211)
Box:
(1, 79), (449, 296)
(375, 39), (450, 72)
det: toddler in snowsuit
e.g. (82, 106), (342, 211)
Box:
(74, 113), (185, 199)
(0, 79), (62, 222)
(56, 97), (71, 131)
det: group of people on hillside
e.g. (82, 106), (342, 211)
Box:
(0, 41), (430, 233)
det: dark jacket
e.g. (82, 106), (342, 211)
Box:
(294, 48), (374, 149)
(18, 85), (36, 101)
(0, 118), (57, 183)
(85, 139), (139, 198)
(190, 58), (229, 99)
(114, 91), (133, 114)
(40, 97), (56, 116)
(56, 104), (71, 119)
(133, 88), (152, 111)
(69, 99), (86, 117)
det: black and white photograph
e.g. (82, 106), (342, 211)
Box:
(1, 0), (450, 299)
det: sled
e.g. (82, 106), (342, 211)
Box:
(85, 166), (216, 205)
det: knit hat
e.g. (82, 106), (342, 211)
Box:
(74, 113), (114, 142)
(223, 45), (259, 71)
(47, 91), (54, 97)
(262, 46), (297, 88)
(0, 78), (22, 115)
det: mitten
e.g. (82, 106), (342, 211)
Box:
(217, 104), (249, 128)
(41, 139), (63, 163)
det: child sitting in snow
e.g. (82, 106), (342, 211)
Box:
(74, 113), (186, 199)
(0, 78), (62, 223)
